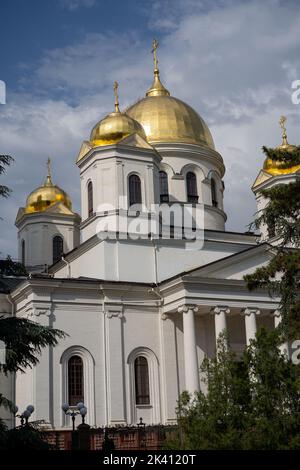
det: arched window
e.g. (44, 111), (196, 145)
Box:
(88, 181), (93, 217)
(61, 346), (95, 426)
(186, 172), (198, 203)
(211, 178), (218, 207)
(53, 235), (63, 264)
(159, 171), (169, 203)
(21, 239), (25, 265)
(68, 355), (84, 406)
(129, 174), (142, 207)
(134, 356), (150, 405)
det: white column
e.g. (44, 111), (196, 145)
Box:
(242, 308), (260, 345)
(178, 305), (199, 393)
(212, 306), (229, 346)
(273, 310), (289, 357)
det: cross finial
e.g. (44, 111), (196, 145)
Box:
(151, 38), (159, 72)
(113, 81), (120, 113)
(45, 157), (53, 186)
(279, 115), (288, 146)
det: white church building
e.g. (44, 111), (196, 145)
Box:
(1, 45), (299, 430)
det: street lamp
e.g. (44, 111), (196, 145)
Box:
(13, 404), (35, 426)
(61, 402), (87, 431)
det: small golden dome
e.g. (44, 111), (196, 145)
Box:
(90, 111), (147, 146)
(263, 116), (300, 176)
(90, 81), (147, 146)
(25, 159), (72, 214)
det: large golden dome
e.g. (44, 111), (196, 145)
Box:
(90, 82), (147, 147)
(126, 70), (215, 149)
(25, 160), (72, 214)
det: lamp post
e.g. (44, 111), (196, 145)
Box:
(61, 402), (88, 449)
(137, 417), (146, 449)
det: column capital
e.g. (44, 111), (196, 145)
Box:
(178, 305), (198, 314)
(105, 305), (124, 319)
(241, 307), (260, 316)
(272, 309), (281, 318)
(211, 306), (230, 315)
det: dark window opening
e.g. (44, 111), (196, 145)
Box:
(88, 181), (93, 217)
(129, 174), (142, 207)
(186, 172), (198, 203)
(211, 178), (218, 207)
(53, 236), (64, 264)
(159, 171), (169, 203)
(21, 240), (25, 265)
(134, 356), (150, 405)
(68, 355), (84, 406)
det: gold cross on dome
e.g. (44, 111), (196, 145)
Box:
(279, 115), (288, 145)
(151, 38), (159, 71)
(113, 81), (120, 112)
(47, 157), (51, 176)
(45, 157), (53, 186)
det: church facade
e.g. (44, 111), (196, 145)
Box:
(1, 45), (299, 430)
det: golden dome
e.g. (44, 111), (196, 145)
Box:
(25, 159), (72, 214)
(126, 39), (214, 149)
(263, 116), (300, 176)
(90, 81), (147, 146)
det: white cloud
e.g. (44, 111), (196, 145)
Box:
(1, 0), (300, 258)
(59, 0), (96, 11)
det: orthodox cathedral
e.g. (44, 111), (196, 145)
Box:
(1, 42), (299, 430)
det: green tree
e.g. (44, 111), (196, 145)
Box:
(244, 145), (300, 339)
(0, 256), (27, 276)
(0, 154), (13, 199)
(168, 331), (300, 450)
(0, 154), (66, 447)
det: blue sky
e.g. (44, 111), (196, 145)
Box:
(1, 0), (300, 258)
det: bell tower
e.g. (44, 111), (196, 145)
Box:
(15, 159), (80, 272)
(252, 116), (300, 241)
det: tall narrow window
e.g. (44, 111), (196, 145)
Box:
(68, 355), (84, 406)
(129, 174), (142, 207)
(186, 172), (198, 203)
(21, 240), (25, 265)
(211, 178), (218, 207)
(134, 356), (150, 405)
(159, 171), (169, 203)
(88, 181), (93, 217)
(53, 235), (63, 264)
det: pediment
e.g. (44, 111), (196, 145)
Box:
(184, 243), (274, 281)
(118, 132), (155, 150)
(15, 207), (25, 224)
(44, 202), (76, 215)
(76, 140), (93, 163)
(252, 170), (272, 190)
